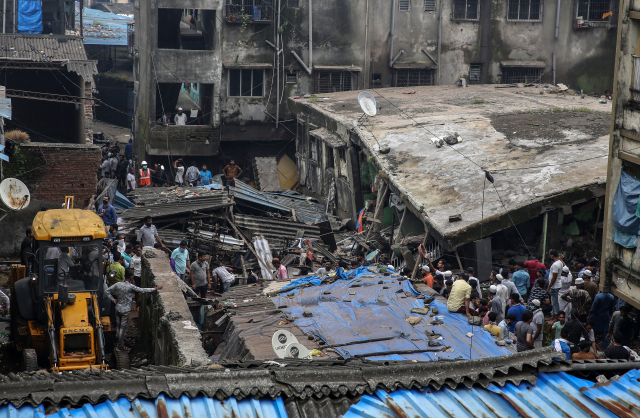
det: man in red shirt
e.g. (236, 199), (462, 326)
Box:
(524, 255), (546, 287)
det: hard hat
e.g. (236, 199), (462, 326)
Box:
(141, 161), (147, 165)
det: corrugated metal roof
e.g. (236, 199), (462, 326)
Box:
(0, 394), (287, 418)
(344, 371), (626, 418)
(0, 34), (90, 62)
(231, 180), (328, 224)
(235, 214), (322, 248)
(580, 368), (640, 418)
(63, 60), (99, 81)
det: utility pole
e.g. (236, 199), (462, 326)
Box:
(0, 86), (10, 180)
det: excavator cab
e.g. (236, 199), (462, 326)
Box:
(11, 209), (112, 372)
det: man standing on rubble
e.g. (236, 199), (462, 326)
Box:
(223, 159), (242, 188)
(213, 265), (235, 292)
(171, 240), (191, 281)
(139, 161), (152, 188)
(137, 216), (165, 248)
(190, 252), (211, 298)
(98, 196), (117, 226)
(185, 161), (201, 187)
(273, 258), (288, 280)
(108, 269), (162, 351)
(547, 249), (564, 322)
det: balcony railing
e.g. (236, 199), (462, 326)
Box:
(225, 0), (273, 23)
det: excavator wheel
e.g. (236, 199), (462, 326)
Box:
(114, 349), (130, 370)
(22, 349), (38, 372)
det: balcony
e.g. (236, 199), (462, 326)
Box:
(225, 0), (273, 23)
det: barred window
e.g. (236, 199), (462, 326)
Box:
(228, 69), (264, 97)
(315, 71), (352, 93)
(452, 0), (479, 20)
(395, 69), (436, 87)
(577, 0), (616, 22)
(286, 72), (297, 83)
(424, 0), (436, 11)
(399, 0), (411, 11)
(507, 0), (542, 21)
(469, 63), (482, 83)
(502, 67), (542, 84)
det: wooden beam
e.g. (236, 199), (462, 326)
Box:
(410, 231), (429, 280)
(619, 151), (640, 166)
(620, 129), (640, 143)
(630, 11), (640, 20)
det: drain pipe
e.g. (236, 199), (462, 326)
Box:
(553, 0), (561, 86)
(554, 0), (561, 39)
(389, 0), (396, 67)
(553, 52), (556, 86)
(276, 0), (281, 128)
(308, 0), (312, 71)
(437, 0), (442, 84)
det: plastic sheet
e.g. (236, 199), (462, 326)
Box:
(614, 227), (638, 248)
(613, 170), (640, 235)
(18, 0), (42, 34)
(273, 272), (511, 362)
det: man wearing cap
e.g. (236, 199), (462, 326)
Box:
(488, 285), (503, 323)
(561, 278), (592, 322)
(530, 299), (545, 348)
(127, 167), (136, 192)
(175, 108), (187, 125)
(421, 265), (434, 288)
(171, 240), (191, 281)
(273, 258), (288, 280)
(581, 270), (598, 305)
(492, 271), (510, 316)
(139, 161), (152, 187)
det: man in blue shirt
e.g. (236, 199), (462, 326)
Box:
(199, 164), (213, 186)
(507, 294), (527, 333)
(124, 139), (133, 160)
(171, 240), (191, 281)
(512, 261), (530, 299)
(98, 196), (117, 225)
(590, 291), (614, 347)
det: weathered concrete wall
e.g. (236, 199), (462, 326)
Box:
(147, 125), (221, 155)
(140, 248), (210, 366)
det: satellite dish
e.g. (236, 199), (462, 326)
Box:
(358, 92), (377, 116)
(272, 329), (299, 358)
(284, 342), (313, 360)
(0, 178), (30, 211)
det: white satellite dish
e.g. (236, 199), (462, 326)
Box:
(272, 329), (299, 359)
(284, 342), (313, 360)
(0, 178), (30, 211)
(358, 92), (377, 116)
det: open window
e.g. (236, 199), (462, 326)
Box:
(157, 8), (215, 50)
(507, 0), (542, 22)
(155, 82), (214, 124)
(574, 0), (618, 28)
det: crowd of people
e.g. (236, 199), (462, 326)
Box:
(415, 249), (639, 361)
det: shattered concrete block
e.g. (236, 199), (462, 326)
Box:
(406, 316), (422, 325)
(468, 316), (483, 326)
(425, 296), (436, 304)
(303, 312), (313, 317)
(411, 308), (430, 315)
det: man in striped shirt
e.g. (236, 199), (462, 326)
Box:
(213, 266), (235, 292)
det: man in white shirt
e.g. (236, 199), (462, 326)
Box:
(546, 249), (564, 322)
(174, 108), (187, 125)
(212, 265), (235, 293)
(126, 167), (136, 192)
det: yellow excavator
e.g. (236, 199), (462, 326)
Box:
(11, 208), (113, 372)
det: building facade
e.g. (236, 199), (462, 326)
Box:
(133, 0), (618, 163)
(601, 0), (640, 308)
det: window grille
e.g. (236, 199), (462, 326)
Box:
(452, 0), (479, 20)
(226, 0), (273, 22)
(507, 0), (542, 21)
(501, 67), (543, 84)
(315, 71), (353, 93)
(424, 0), (436, 11)
(395, 69), (436, 87)
(228, 69), (265, 97)
(286, 72), (297, 83)
(469, 64), (482, 83)
(399, 0), (411, 11)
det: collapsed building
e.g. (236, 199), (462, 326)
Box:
(287, 84), (611, 276)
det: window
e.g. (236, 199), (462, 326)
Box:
(286, 72), (298, 83)
(309, 135), (318, 161)
(326, 146), (334, 168)
(424, 0), (436, 12)
(287, 0), (300, 6)
(395, 69), (435, 87)
(576, 0), (617, 25)
(371, 73), (382, 87)
(452, 0), (479, 20)
(228, 69), (264, 97)
(507, 0), (542, 21)
(502, 67), (543, 84)
(469, 63), (482, 83)
(399, 0), (410, 11)
(226, 0), (273, 23)
(315, 71), (352, 93)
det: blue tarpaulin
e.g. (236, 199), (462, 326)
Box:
(273, 269), (511, 362)
(612, 169), (640, 235)
(18, 0), (42, 34)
